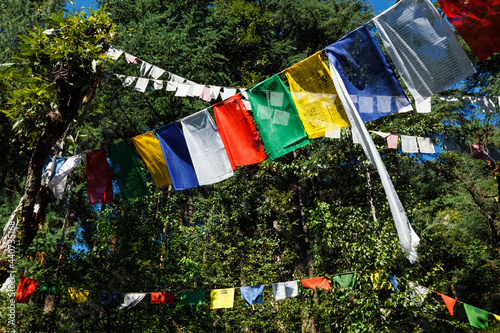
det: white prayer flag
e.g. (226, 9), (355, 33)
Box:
(439, 96), (459, 102)
(373, 0), (475, 105)
(370, 131), (391, 139)
(416, 98), (432, 113)
(106, 46), (123, 60)
(134, 78), (149, 93)
(170, 74), (185, 83)
(117, 293), (147, 311)
(325, 125), (341, 139)
(417, 137), (435, 154)
(180, 109), (233, 186)
(175, 83), (191, 97)
(186, 83), (196, 97)
(240, 88), (249, 100)
(406, 282), (430, 306)
(192, 84), (205, 98)
(272, 281), (299, 301)
(329, 61), (420, 263)
(140, 61), (153, 77)
(48, 154), (85, 199)
(166, 81), (178, 92)
(401, 135), (419, 153)
(221, 87), (237, 100)
(123, 76), (136, 87)
(210, 86), (222, 99)
(152, 80), (163, 90)
(478, 97), (496, 113)
(242, 99), (252, 111)
(149, 66), (166, 79)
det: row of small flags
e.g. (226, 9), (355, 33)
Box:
(11, 272), (500, 329)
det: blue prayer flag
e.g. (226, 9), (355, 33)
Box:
(325, 25), (410, 122)
(155, 122), (199, 191)
(240, 285), (265, 306)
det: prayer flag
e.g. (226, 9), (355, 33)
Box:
(152, 80), (163, 90)
(180, 109), (234, 186)
(373, 0), (476, 105)
(272, 281), (299, 301)
(416, 98), (432, 114)
(387, 134), (399, 149)
(438, 293), (457, 316)
(166, 81), (178, 92)
(123, 76), (136, 87)
(200, 86), (212, 102)
(140, 62), (152, 77)
(134, 78), (149, 93)
(149, 66), (166, 79)
(285, 52), (349, 138)
(42, 156), (66, 184)
(247, 75), (312, 160)
(106, 46), (123, 60)
(371, 131), (390, 138)
(459, 142), (472, 155)
(155, 122), (199, 191)
(41, 283), (64, 295)
(329, 61), (420, 262)
(332, 273), (356, 289)
(213, 95), (266, 169)
(117, 293), (147, 311)
(107, 141), (151, 200)
(417, 137), (435, 154)
(486, 146), (500, 162)
(240, 285), (265, 306)
(67, 287), (89, 304)
(443, 139), (461, 152)
(210, 288), (235, 309)
(210, 86), (221, 99)
(406, 282), (429, 306)
(464, 303), (489, 329)
(389, 274), (399, 292)
(325, 25), (410, 122)
(437, 0), (500, 61)
(100, 293), (119, 309)
(180, 290), (205, 305)
(369, 268), (392, 290)
(131, 132), (172, 189)
(86, 149), (113, 204)
(301, 276), (332, 290)
(15, 276), (38, 303)
(175, 83), (191, 97)
(401, 136), (419, 154)
(471, 144), (489, 161)
(494, 314), (500, 322)
(124, 53), (137, 64)
(151, 292), (174, 304)
(220, 87), (237, 100)
(48, 154), (85, 199)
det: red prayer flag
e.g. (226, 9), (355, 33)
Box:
(15, 276), (38, 303)
(86, 149), (113, 204)
(438, 0), (500, 61)
(213, 95), (266, 170)
(438, 292), (457, 316)
(300, 276), (332, 290)
(150, 292), (174, 304)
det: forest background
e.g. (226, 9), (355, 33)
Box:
(0, 0), (500, 332)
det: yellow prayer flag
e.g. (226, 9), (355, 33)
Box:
(68, 287), (89, 304)
(210, 288), (235, 309)
(131, 132), (172, 188)
(285, 52), (349, 138)
(368, 267), (392, 290)
(494, 314), (500, 322)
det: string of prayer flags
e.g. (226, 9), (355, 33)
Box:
(471, 144), (489, 161)
(15, 276), (38, 303)
(324, 25), (411, 122)
(464, 303), (489, 330)
(300, 276), (332, 290)
(240, 285), (265, 307)
(155, 122), (199, 191)
(117, 293), (147, 311)
(151, 292), (175, 304)
(131, 132), (172, 189)
(401, 136), (419, 154)
(437, 0), (500, 62)
(373, 0), (476, 105)
(67, 287), (89, 305)
(272, 281), (299, 301)
(329, 60), (420, 263)
(210, 288), (235, 309)
(438, 293), (457, 316)
(213, 95), (266, 170)
(180, 290), (205, 305)
(180, 110), (234, 186)
(332, 273), (356, 289)
(107, 141), (151, 200)
(416, 137), (436, 154)
(86, 149), (113, 204)
(247, 74), (312, 160)
(285, 52), (349, 138)
(47, 154), (85, 199)
(100, 292), (119, 309)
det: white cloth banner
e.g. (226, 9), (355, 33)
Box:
(401, 135), (419, 153)
(180, 109), (234, 186)
(140, 61), (153, 77)
(329, 62), (420, 263)
(149, 66), (166, 79)
(48, 154), (85, 199)
(117, 293), (147, 311)
(106, 46), (123, 60)
(272, 281), (299, 301)
(416, 137), (435, 154)
(373, 0), (475, 105)
(134, 78), (149, 93)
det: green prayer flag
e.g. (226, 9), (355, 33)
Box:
(107, 141), (151, 200)
(247, 74), (312, 161)
(464, 303), (489, 330)
(332, 273), (356, 289)
(180, 290), (205, 305)
(41, 283), (64, 295)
